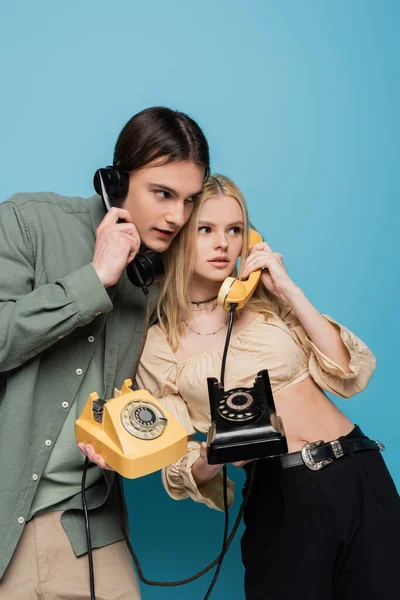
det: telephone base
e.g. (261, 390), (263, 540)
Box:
(206, 369), (288, 465)
(207, 431), (288, 464)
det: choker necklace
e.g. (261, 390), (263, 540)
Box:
(190, 294), (218, 306)
(188, 303), (217, 312)
(183, 318), (228, 336)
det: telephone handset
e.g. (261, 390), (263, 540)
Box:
(218, 229), (263, 310)
(93, 167), (164, 289)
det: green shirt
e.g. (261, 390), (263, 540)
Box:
(0, 192), (158, 579)
(27, 335), (105, 519)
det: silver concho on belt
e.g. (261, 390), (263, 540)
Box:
(121, 400), (167, 440)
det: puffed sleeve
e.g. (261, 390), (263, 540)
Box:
(136, 326), (235, 511)
(270, 297), (376, 399)
(161, 437), (234, 512)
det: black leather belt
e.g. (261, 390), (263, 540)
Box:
(251, 425), (385, 472)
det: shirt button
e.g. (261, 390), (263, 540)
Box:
(58, 335), (64, 340)
(62, 401), (69, 409)
(88, 336), (95, 343)
(32, 474), (38, 481)
(94, 312), (101, 317)
(18, 517), (24, 524)
(45, 439), (52, 447)
(76, 368), (83, 375)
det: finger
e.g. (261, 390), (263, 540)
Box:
(118, 232), (141, 255)
(99, 206), (133, 226)
(85, 444), (104, 465)
(119, 231), (140, 246)
(78, 443), (87, 456)
(242, 255), (270, 278)
(242, 252), (282, 278)
(84, 444), (96, 460)
(232, 459), (253, 468)
(199, 442), (208, 461)
(85, 445), (111, 469)
(251, 241), (272, 253)
(93, 453), (112, 470)
(113, 222), (140, 237)
(241, 265), (262, 281)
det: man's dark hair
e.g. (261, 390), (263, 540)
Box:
(113, 106), (210, 178)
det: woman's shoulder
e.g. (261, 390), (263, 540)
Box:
(146, 322), (167, 342)
(142, 323), (176, 363)
(137, 324), (181, 395)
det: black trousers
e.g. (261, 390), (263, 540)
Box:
(241, 436), (400, 599)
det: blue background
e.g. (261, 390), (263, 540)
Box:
(1, 1), (399, 598)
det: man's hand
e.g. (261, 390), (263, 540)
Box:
(78, 443), (114, 471)
(92, 207), (141, 288)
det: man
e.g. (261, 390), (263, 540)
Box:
(0, 106), (210, 599)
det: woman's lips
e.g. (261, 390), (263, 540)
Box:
(208, 259), (230, 268)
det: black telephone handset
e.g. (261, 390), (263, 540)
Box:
(93, 167), (164, 290)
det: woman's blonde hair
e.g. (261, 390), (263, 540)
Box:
(157, 174), (271, 349)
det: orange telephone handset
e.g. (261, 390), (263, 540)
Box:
(218, 229), (263, 310)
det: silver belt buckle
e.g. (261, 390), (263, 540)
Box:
(301, 440), (334, 471)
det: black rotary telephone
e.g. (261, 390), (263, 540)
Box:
(93, 166), (164, 289)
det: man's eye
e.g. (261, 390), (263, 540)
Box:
(186, 195), (199, 204)
(155, 190), (171, 199)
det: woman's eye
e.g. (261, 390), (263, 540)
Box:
(228, 227), (241, 235)
(199, 226), (211, 234)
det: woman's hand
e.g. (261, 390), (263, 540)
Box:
(78, 443), (114, 471)
(241, 241), (297, 298)
(242, 242), (353, 373)
(199, 442), (252, 469)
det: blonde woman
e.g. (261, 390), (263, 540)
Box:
(135, 174), (400, 599)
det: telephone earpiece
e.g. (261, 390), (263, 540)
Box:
(93, 166), (129, 208)
(93, 167), (164, 289)
(218, 229), (263, 310)
(126, 251), (165, 288)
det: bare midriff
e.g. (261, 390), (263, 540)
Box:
(274, 376), (355, 452)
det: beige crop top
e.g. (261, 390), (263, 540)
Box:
(136, 298), (376, 512)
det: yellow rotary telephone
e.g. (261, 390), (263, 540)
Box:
(75, 379), (187, 478)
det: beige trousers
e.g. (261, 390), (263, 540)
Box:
(0, 511), (141, 599)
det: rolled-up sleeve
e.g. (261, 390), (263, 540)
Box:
(276, 300), (376, 398)
(162, 436), (234, 512)
(306, 315), (376, 398)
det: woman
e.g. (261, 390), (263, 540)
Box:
(136, 174), (400, 599)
